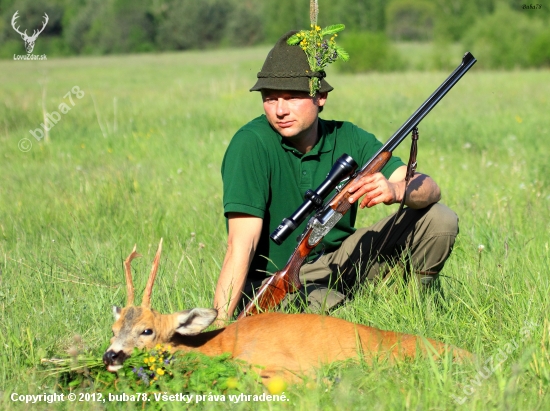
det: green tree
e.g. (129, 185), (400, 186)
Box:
(462, 2), (545, 69)
(156, 0), (232, 50)
(386, 0), (436, 41)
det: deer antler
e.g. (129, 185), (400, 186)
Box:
(11, 11), (27, 37)
(142, 238), (163, 308)
(31, 13), (49, 39)
(124, 245), (141, 306)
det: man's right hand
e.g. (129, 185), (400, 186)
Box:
(213, 213), (262, 325)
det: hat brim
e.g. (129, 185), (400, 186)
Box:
(250, 77), (333, 93)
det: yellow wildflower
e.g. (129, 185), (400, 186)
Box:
(149, 356), (156, 363)
(157, 368), (165, 376)
(155, 344), (162, 350)
(144, 358), (149, 364)
(267, 376), (287, 395)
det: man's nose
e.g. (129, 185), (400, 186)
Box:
(276, 98), (290, 116)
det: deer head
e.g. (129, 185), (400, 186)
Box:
(103, 239), (218, 372)
(11, 11), (49, 54)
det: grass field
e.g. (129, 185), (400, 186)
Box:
(0, 46), (549, 410)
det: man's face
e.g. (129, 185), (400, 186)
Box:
(261, 90), (327, 139)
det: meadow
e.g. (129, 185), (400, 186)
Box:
(0, 46), (549, 410)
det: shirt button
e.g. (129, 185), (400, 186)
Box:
(302, 171), (307, 175)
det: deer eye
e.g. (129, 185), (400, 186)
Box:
(141, 329), (153, 336)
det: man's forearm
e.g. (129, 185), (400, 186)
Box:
(213, 261), (247, 323)
(402, 173), (441, 209)
(214, 214), (262, 324)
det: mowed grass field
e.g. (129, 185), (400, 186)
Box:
(0, 47), (549, 410)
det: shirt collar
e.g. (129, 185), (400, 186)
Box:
(278, 118), (334, 157)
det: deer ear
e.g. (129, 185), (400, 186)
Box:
(112, 306), (122, 321)
(174, 308), (218, 336)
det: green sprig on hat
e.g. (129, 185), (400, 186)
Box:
(287, 0), (349, 96)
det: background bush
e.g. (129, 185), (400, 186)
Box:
(385, 0), (436, 41)
(462, 3), (545, 69)
(528, 28), (550, 67)
(337, 31), (405, 73)
(1, 0), (549, 70)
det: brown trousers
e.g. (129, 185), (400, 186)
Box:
(240, 203), (458, 315)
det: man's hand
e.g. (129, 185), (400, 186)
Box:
(347, 166), (441, 210)
(347, 172), (404, 209)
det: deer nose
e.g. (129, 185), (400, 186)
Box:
(103, 350), (120, 365)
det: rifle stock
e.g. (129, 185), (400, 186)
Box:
(237, 229), (317, 318)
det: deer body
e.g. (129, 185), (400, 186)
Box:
(172, 312), (470, 379)
(103, 241), (471, 382)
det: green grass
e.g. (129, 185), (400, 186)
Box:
(0, 47), (549, 410)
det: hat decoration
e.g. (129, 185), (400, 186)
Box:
(287, 0), (349, 96)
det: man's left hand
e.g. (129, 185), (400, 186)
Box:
(346, 166), (441, 210)
(347, 172), (404, 209)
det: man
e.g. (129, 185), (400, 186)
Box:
(213, 31), (458, 323)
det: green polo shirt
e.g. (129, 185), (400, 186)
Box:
(222, 115), (404, 282)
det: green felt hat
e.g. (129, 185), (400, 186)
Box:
(250, 31), (333, 94)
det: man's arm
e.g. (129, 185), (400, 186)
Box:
(213, 213), (262, 326)
(347, 165), (441, 209)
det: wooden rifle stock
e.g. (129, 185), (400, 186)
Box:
(238, 152), (391, 319)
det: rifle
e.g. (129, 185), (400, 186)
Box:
(237, 52), (476, 319)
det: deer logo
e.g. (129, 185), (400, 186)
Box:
(11, 10), (49, 54)
(104, 240), (472, 383)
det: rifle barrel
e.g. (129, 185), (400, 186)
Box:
(360, 52), (476, 173)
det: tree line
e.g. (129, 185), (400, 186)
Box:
(1, 0), (549, 69)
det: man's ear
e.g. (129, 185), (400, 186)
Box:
(318, 91), (328, 105)
(173, 308), (218, 336)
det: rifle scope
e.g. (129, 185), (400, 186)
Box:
(270, 154), (358, 245)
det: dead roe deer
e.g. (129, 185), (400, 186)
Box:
(103, 240), (471, 382)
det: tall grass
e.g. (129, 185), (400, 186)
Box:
(0, 47), (549, 409)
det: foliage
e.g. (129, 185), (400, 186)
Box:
(224, 0), (265, 47)
(337, 31), (404, 73)
(43, 346), (259, 395)
(287, 23), (349, 95)
(385, 0), (436, 41)
(0, 0), (549, 69)
(462, 2), (545, 69)
(528, 28), (550, 67)
(156, 0), (233, 51)
(431, 0), (494, 42)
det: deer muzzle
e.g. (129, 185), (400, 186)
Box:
(102, 349), (129, 372)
